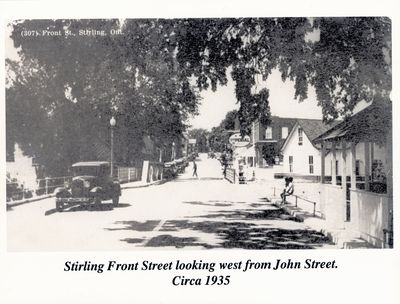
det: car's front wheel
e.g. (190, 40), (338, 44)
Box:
(56, 200), (63, 212)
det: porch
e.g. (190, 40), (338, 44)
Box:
(315, 102), (393, 248)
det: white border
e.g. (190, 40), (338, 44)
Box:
(1, 1), (399, 303)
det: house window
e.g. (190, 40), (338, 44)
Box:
(309, 155), (314, 174)
(265, 126), (273, 139)
(372, 159), (385, 183)
(355, 160), (360, 176)
(289, 156), (293, 173)
(281, 127), (288, 139)
(335, 160), (339, 176)
(298, 127), (303, 145)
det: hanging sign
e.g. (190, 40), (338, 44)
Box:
(229, 133), (251, 147)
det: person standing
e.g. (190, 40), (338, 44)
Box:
(192, 160), (198, 178)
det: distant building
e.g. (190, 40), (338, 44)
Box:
(6, 143), (39, 190)
(246, 116), (297, 168)
(188, 138), (197, 155)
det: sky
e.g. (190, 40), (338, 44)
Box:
(188, 68), (323, 131)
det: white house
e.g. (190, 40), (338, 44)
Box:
(280, 119), (336, 178)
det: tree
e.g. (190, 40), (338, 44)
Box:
(208, 110), (238, 153)
(174, 17), (391, 124)
(7, 19), (201, 174)
(7, 18), (391, 175)
(187, 129), (209, 153)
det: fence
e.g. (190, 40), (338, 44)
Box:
(118, 166), (142, 183)
(225, 168), (236, 184)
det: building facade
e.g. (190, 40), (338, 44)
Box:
(247, 116), (297, 168)
(280, 119), (336, 177)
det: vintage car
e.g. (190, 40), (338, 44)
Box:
(55, 161), (121, 211)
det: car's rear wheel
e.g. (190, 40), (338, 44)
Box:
(112, 196), (119, 207)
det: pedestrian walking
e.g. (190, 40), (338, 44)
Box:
(192, 160), (198, 178)
(280, 177), (294, 204)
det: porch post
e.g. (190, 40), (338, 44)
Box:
(341, 139), (347, 221)
(370, 143), (375, 179)
(321, 140), (326, 184)
(350, 142), (357, 190)
(386, 131), (393, 197)
(386, 129), (393, 247)
(255, 147), (258, 168)
(332, 141), (337, 185)
(364, 142), (370, 191)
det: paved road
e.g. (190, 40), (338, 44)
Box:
(7, 154), (335, 251)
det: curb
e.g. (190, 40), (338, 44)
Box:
(7, 194), (55, 208)
(120, 179), (169, 190)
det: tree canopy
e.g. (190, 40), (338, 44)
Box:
(208, 110), (238, 153)
(6, 17), (391, 175)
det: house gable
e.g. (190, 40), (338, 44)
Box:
(281, 123), (321, 175)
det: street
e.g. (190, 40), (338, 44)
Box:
(7, 154), (334, 251)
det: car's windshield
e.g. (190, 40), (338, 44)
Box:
(73, 166), (100, 177)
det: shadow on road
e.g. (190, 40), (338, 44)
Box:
(187, 207), (293, 221)
(106, 206), (332, 249)
(105, 220), (161, 232)
(158, 219), (330, 249)
(145, 235), (213, 248)
(45, 203), (131, 216)
(183, 201), (233, 207)
(171, 177), (224, 182)
(120, 237), (146, 244)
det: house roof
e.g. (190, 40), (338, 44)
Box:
(313, 101), (391, 144)
(281, 119), (339, 152)
(297, 119), (339, 142)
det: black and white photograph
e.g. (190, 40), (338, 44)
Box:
(1, 1), (399, 303)
(5, 17), (393, 251)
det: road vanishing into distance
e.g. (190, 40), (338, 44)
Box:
(7, 154), (335, 251)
